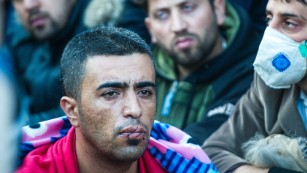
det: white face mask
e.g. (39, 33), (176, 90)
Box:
(253, 27), (307, 89)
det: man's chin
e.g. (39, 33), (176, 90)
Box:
(32, 28), (56, 41)
(127, 139), (141, 146)
(172, 53), (201, 67)
(116, 145), (147, 161)
(32, 33), (52, 41)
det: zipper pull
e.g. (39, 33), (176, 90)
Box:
(161, 81), (178, 117)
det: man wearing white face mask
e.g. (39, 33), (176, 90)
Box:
(202, 0), (307, 173)
(253, 27), (307, 89)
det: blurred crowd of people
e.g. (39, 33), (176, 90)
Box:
(2, 0), (307, 173)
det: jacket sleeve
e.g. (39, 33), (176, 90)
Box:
(202, 74), (269, 173)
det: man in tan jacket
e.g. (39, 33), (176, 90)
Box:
(203, 0), (307, 173)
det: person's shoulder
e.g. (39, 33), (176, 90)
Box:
(149, 121), (219, 173)
(17, 116), (74, 172)
(16, 142), (55, 173)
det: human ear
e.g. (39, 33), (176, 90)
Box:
(145, 17), (157, 43)
(213, 0), (226, 26)
(60, 96), (80, 127)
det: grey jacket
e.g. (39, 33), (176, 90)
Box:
(203, 73), (307, 173)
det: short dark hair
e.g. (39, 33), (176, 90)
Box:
(60, 26), (152, 99)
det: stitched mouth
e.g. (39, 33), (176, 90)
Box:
(119, 126), (147, 139)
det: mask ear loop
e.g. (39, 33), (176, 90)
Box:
(299, 40), (307, 58)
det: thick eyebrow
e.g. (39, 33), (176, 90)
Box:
(280, 12), (307, 20)
(96, 82), (129, 90)
(96, 81), (155, 90)
(135, 81), (156, 88)
(265, 10), (272, 16)
(266, 10), (307, 21)
(178, 0), (194, 7)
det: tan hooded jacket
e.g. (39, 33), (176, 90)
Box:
(203, 73), (307, 172)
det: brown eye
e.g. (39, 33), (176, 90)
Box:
(101, 90), (119, 100)
(138, 89), (153, 97)
(284, 20), (297, 28)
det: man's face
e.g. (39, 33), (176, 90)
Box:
(265, 0), (307, 86)
(77, 54), (156, 161)
(145, 0), (225, 68)
(266, 0), (307, 42)
(13, 0), (75, 40)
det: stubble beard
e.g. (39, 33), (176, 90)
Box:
(162, 33), (217, 69)
(31, 19), (60, 41)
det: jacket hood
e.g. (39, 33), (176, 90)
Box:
(51, 0), (89, 43)
(154, 2), (259, 83)
(84, 0), (124, 27)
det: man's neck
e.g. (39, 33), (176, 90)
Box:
(75, 130), (139, 173)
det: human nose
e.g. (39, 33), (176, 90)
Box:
(267, 17), (279, 31)
(171, 11), (187, 33)
(23, 0), (40, 10)
(123, 91), (142, 119)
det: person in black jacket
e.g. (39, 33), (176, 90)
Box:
(139, 0), (261, 144)
(4, 0), (89, 125)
